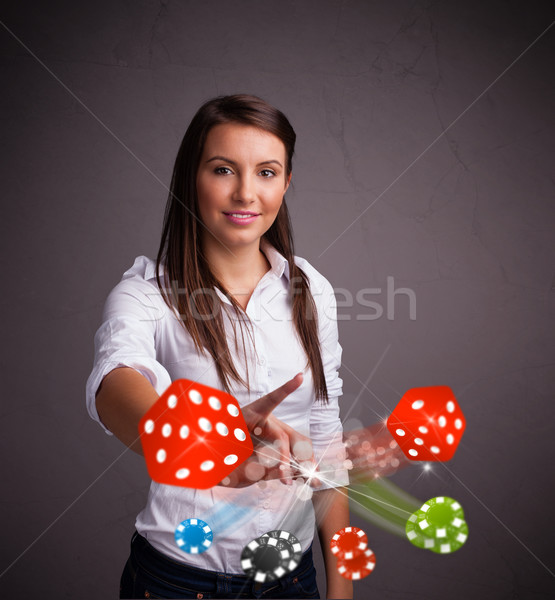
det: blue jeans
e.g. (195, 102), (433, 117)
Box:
(120, 531), (320, 599)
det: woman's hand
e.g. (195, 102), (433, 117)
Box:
(220, 373), (321, 488)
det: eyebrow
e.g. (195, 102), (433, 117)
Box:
(205, 155), (283, 168)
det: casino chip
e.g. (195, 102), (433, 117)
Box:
(409, 496), (469, 554)
(330, 526), (368, 560)
(336, 547), (376, 580)
(405, 510), (435, 550)
(241, 530), (302, 583)
(260, 530), (303, 561)
(429, 520), (469, 554)
(174, 518), (213, 554)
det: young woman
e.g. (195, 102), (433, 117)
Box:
(86, 94), (353, 599)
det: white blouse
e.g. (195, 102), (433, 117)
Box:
(85, 240), (348, 573)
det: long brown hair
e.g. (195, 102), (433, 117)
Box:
(155, 94), (329, 402)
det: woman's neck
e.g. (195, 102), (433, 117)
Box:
(202, 237), (270, 295)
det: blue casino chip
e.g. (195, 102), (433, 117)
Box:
(174, 518), (213, 554)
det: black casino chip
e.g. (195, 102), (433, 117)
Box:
(241, 529), (302, 583)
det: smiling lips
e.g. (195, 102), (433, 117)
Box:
(223, 211), (260, 224)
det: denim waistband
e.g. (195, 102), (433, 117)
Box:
(129, 530), (315, 598)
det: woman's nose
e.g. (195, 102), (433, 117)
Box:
(233, 175), (255, 203)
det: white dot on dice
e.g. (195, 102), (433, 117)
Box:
(188, 389), (203, 404)
(167, 394), (178, 409)
(455, 418), (463, 429)
(216, 422), (229, 436)
(431, 446), (440, 454)
(446, 400), (455, 413)
(419, 426), (428, 434)
(408, 448), (418, 457)
(175, 468), (190, 479)
(227, 404), (239, 417)
(438, 415), (447, 427)
(162, 423), (172, 437)
(234, 428), (246, 441)
(396, 428), (406, 436)
(198, 417), (212, 432)
(412, 400), (424, 410)
(414, 437), (424, 445)
(200, 460), (215, 471)
(144, 419), (154, 434)
(156, 449), (167, 463)
(208, 396), (221, 410)
(224, 454), (238, 465)
(180, 425), (189, 439)
(446, 433), (454, 444)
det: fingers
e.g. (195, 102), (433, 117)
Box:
(243, 373), (304, 423)
(292, 439), (321, 488)
(221, 439), (322, 489)
(281, 425), (321, 487)
(252, 419), (318, 487)
(263, 421), (293, 484)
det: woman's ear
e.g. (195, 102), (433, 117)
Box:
(285, 171), (292, 193)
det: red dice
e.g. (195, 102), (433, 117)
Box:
(138, 379), (254, 488)
(386, 386), (465, 462)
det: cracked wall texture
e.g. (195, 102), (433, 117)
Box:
(1, 0), (554, 598)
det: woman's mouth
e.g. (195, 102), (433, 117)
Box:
(223, 212), (260, 225)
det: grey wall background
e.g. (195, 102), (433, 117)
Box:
(1, 0), (554, 598)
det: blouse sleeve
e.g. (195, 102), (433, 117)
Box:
(85, 277), (172, 435)
(309, 279), (349, 489)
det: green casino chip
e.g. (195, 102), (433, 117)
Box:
(429, 519), (468, 554)
(415, 496), (465, 533)
(405, 511), (435, 550)
(413, 496), (468, 554)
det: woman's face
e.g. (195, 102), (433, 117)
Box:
(196, 123), (290, 253)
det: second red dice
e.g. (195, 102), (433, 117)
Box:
(386, 386), (466, 462)
(138, 379), (254, 488)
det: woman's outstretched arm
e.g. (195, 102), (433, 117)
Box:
(95, 366), (159, 455)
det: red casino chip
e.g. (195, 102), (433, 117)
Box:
(330, 526), (368, 560)
(336, 548), (376, 580)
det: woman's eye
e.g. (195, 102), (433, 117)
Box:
(259, 169), (276, 178)
(214, 166), (232, 175)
